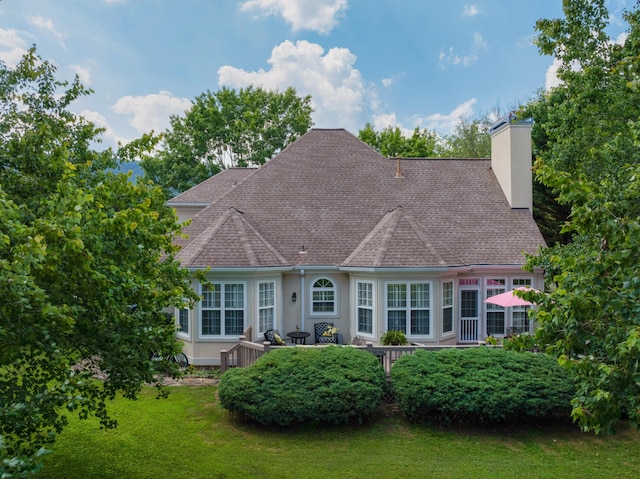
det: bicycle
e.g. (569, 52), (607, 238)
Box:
(150, 350), (189, 368)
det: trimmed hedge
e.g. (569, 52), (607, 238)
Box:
(218, 346), (386, 426)
(391, 347), (575, 426)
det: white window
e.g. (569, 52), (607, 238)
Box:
(386, 282), (432, 336)
(258, 281), (275, 334)
(511, 278), (532, 334)
(201, 283), (245, 337)
(442, 281), (454, 334)
(311, 277), (336, 314)
(356, 281), (374, 335)
(485, 278), (506, 336)
(177, 307), (189, 335)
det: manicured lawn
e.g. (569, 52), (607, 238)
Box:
(41, 385), (640, 479)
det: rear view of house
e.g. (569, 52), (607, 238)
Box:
(169, 118), (545, 365)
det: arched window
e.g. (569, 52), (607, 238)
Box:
(311, 277), (336, 314)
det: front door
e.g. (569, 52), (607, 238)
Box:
(459, 289), (480, 342)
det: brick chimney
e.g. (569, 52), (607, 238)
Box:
(489, 113), (533, 212)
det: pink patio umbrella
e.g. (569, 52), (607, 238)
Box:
(484, 286), (538, 307)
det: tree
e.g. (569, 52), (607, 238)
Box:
(0, 49), (199, 477)
(523, 0), (640, 433)
(357, 123), (439, 157)
(439, 116), (492, 158)
(141, 86), (313, 196)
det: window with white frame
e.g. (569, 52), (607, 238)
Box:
(311, 277), (336, 314)
(357, 281), (374, 334)
(511, 278), (532, 334)
(258, 281), (275, 334)
(201, 283), (245, 336)
(485, 278), (506, 336)
(178, 307), (189, 335)
(386, 282), (431, 336)
(442, 281), (454, 334)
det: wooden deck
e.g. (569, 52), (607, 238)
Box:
(220, 336), (480, 375)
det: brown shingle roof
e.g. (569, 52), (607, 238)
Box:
(167, 167), (257, 205)
(175, 128), (545, 269)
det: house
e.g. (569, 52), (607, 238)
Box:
(169, 118), (546, 365)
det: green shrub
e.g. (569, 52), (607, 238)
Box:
(380, 330), (408, 345)
(503, 333), (539, 352)
(218, 346), (386, 426)
(391, 347), (574, 426)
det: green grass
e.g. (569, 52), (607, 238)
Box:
(40, 385), (640, 479)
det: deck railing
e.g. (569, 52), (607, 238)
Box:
(220, 340), (480, 375)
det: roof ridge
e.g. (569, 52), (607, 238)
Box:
(402, 214), (467, 266)
(231, 211), (289, 267)
(176, 207), (288, 267)
(343, 207), (403, 267)
(176, 208), (238, 263)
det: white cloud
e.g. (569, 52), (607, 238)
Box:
(370, 99), (478, 138)
(381, 72), (404, 88)
(544, 58), (562, 91)
(438, 47), (478, 68)
(71, 65), (92, 85)
(438, 33), (486, 68)
(461, 4), (480, 17)
(371, 112), (398, 131)
(0, 28), (29, 67)
(111, 91), (192, 134)
(472, 32), (487, 50)
(416, 99), (478, 134)
(218, 40), (368, 131)
(240, 0), (347, 34)
(28, 16), (66, 47)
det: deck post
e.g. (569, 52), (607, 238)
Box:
(220, 349), (229, 373)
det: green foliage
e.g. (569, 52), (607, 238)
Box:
(218, 347), (386, 426)
(522, 0), (640, 433)
(438, 116), (492, 158)
(141, 86), (313, 196)
(391, 348), (574, 426)
(503, 334), (539, 353)
(380, 330), (408, 345)
(358, 123), (439, 157)
(0, 48), (198, 477)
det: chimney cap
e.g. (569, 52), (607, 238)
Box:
(489, 111), (532, 135)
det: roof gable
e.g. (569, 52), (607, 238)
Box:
(343, 207), (465, 268)
(176, 208), (288, 268)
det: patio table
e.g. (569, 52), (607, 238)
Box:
(287, 331), (310, 345)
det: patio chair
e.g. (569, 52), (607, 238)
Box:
(314, 322), (338, 344)
(264, 329), (291, 346)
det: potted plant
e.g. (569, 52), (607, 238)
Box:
(380, 330), (408, 346)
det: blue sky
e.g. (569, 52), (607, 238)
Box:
(0, 0), (631, 149)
